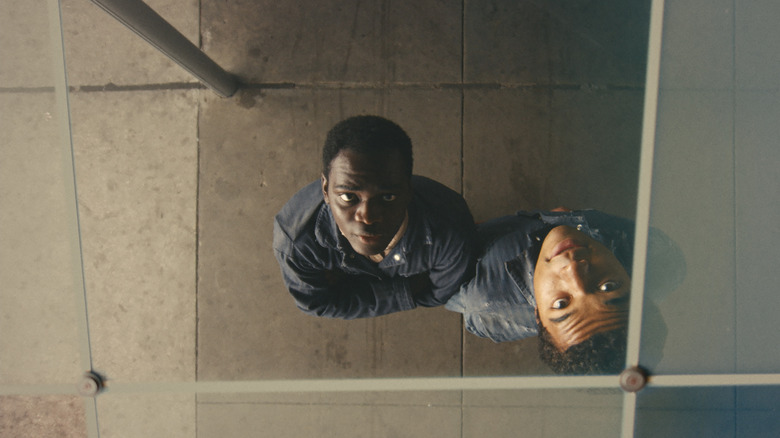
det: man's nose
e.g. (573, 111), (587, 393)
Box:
(563, 258), (590, 294)
(355, 199), (381, 224)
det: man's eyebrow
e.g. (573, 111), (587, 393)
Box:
(333, 183), (361, 190)
(548, 313), (571, 324)
(333, 183), (402, 191)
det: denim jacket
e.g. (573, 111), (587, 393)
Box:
(273, 176), (476, 319)
(445, 210), (635, 342)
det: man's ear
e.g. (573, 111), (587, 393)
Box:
(534, 308), (542, 325)
(321, 174), (329, 204)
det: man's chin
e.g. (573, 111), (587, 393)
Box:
(350, 236), (387, 254)
(349, 242), (386, 257)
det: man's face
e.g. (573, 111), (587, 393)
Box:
(533, 225), (631, 351)
(322, 148), (412, 257)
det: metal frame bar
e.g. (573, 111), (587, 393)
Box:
(89, 0), (238, 97)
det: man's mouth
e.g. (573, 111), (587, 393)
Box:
(357, 234), (382, 244)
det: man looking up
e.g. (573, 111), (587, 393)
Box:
(445, 209), (637, 374)
(274, 115), (476, 319)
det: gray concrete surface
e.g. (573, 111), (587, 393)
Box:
(2, 0), (653, 436)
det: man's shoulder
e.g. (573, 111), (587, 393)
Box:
(410, 175), (473, 226)
(410, 175), (464, 200)
(476, 213), (543, 252)
(274, 180), (324, 243)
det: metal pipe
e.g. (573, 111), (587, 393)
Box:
(90, 0), (238, 97)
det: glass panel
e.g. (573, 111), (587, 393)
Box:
(732, 1), (780, 374)
(0, 0), (85, 385)
(640, 0), (780, 374)
(463, 388), (624, 438)
(636, 387), (737, 438)
(95, 393), (195, 438)
(92, 388), (622, 438)
(635, 386), (780, 438)
(736, 386), (780, 438)
(69, 88), (199, 385)
(0, 395), (87, 438)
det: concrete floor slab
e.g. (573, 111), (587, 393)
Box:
(462, 405), (622, 438)
(2, 0), (670, 435)
(461, 388), (623, 437)
(463, 336), (552, 376)
(0, 92), (83, 384)
(70, 90), (199, 382)
(197, 398), (462, 438)
(464, 0), (650, 86)
(0, 396), (87, 438)
(463, 88), (642, 222)
(60, 0), (199, 86)
(201, 0), (462, 84)
(197, 391), (462, 405)
(463, 388), (623, 407)
(0, 0), (56, 88)
(96, 394), (195, 438)
(196, 89), (464, 380)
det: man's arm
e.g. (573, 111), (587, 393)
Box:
(414, 222), (476, 307)
(407, 176), (478, 307)
(274, 248), (418, 319)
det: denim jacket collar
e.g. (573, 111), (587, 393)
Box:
(313, 200), (431, 268)
(503, 224), (550, 307)
(314, 203), (341, 250)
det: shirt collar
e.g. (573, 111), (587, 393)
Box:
(504, 224), (552, 307)
(314, 202), (425, 260)
(314, 203), (341, 250)
(368, 211), (409, 263)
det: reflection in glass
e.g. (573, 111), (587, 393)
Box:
(635, 386), (780, 438)
(191, 388), (622, 438)
(0, 0), (84, 385)
(447, 209), (684, 375)
(641, 0), (780, 374)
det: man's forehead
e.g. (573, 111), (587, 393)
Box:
(331, 175), (407, 191)
(329, 162), (409, 190)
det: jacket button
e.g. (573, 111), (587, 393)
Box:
(393, 254), (401, 261)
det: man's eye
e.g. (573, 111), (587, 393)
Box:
(338, 193), (356, 202)
(552, 298), (569, 309)
(599, 281), (621, 292)
(382, 194), (397, 202)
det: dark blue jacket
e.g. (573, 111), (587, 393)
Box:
(273, 176), (476, 319)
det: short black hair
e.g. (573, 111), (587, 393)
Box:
(537, 322), (628, 375)
(322, 115), (413, 178)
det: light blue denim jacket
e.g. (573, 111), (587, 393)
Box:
(274, 176), (476, 319)
(445, 210), (635, 342)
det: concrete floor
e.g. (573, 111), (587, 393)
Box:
(2, 0), (651, 436)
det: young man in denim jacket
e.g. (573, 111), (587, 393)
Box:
(274, 115), (476, 319)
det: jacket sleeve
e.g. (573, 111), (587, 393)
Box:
(273, 234), (417, 320)
(444, 222), (538, 343)
(416, 221), (477, 307)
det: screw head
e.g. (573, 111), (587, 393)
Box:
(619, 366), (648, 392)
(77, 371), (105, 397)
